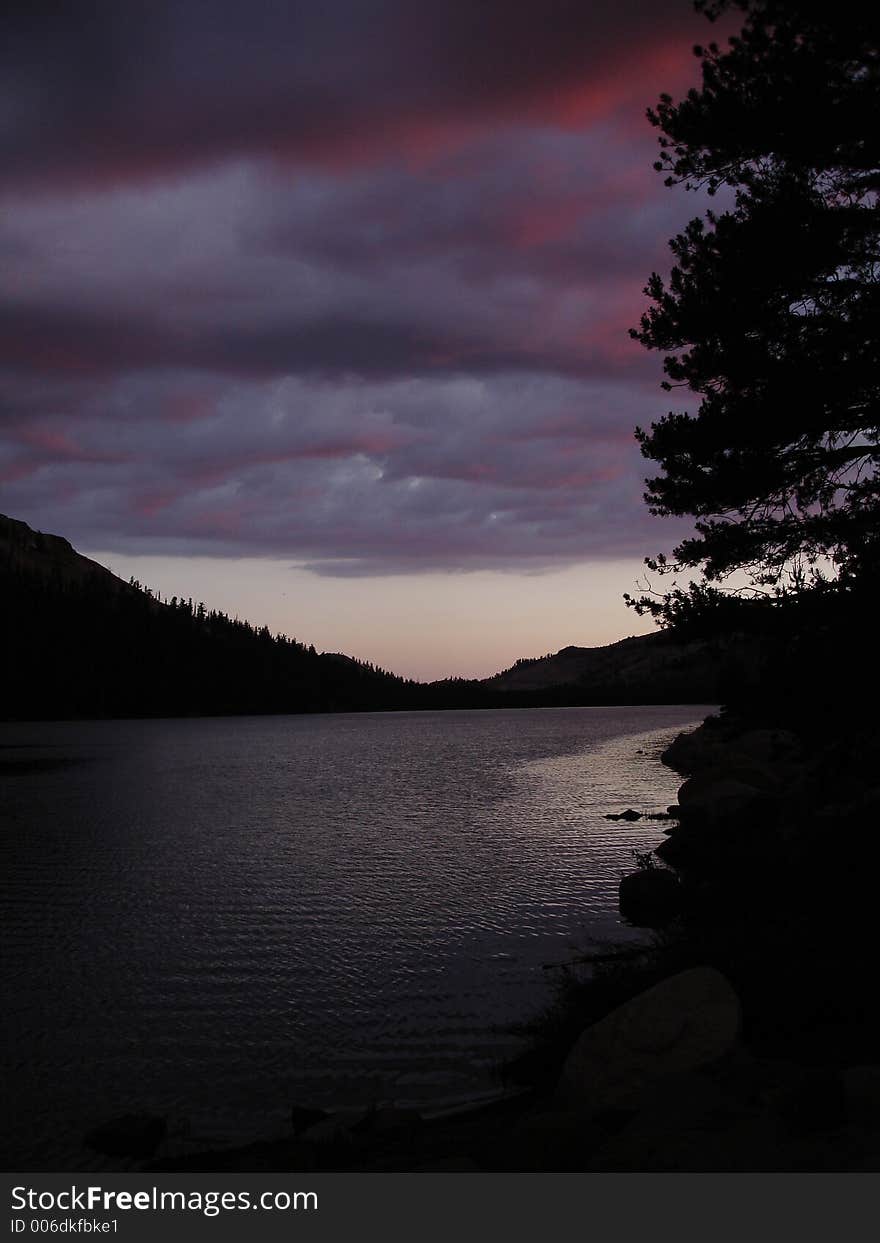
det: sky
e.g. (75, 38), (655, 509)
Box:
(1, 0), (727, 680)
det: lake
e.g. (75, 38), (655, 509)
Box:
(0, 704), (709, 1168)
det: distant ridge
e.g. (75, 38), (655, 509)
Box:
(483, 636), (667, 691)
(474, 629), (768, 705)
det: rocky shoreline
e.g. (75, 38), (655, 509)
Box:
(92, 709), (880, 1171)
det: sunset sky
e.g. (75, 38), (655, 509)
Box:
(1, 0), (727, 680)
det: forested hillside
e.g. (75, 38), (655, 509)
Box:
(1, 514), (414, 720)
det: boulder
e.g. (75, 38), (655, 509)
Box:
(843, 1065), (880, 1124)
(510, 1110), (604, 1171)
(633, 1068), (731, 1117)
(654, 828), (700, 867)
(585, 1069), (737, 1169)
(654, 804), (780, 869)
(733, 729), (800, 764)
(618, 868), (683, 927)
(676, 776), (763, 825)
(299, 1117), (344, 1146)
(586, 1106), (783, 1172)
(290, 1105), (329, 1136)
(84, 1113), (167, 1158)
(353, 1106), (423, 1136)
(678, 760), (778, 801)
(556, 968), (741, 1112)
(299, 1108), (368, 1145)
(605, 808), (642, 822)
(661, 725), (728, 775)
(774, 1068), (846, 1132)
(662, 722), (801, 781)
(412, 1156), (481, 1171)
(816, 787), (880, 823)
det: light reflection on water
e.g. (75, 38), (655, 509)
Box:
(0, 704), (709, 1168)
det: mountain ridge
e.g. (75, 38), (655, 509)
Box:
(1, 512), (768, 717)
(0, 512), (412, 720)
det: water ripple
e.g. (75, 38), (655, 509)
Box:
(0, 704), (708, 1168)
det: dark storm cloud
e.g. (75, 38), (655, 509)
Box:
(1, 132), (680, 383)
(0, 0), (716, 572)
(254, 131), (681, 285)
(2, 1), (707, 189)
(0, 367), (694, 570)
(0, 291), (655, 384)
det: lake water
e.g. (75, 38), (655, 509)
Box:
(0, 705), (709, 1169)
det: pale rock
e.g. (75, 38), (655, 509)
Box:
(556, 968), (741, 1112)
(843, 1065), (880, 1124)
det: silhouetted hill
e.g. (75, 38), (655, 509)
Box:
(0, 513), (415, 720)
(0, 513), (130, 593)
(1, 512), (776, 721)
(476, 631), (768, 705)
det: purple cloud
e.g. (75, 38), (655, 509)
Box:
(0, 1), (721, 575)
